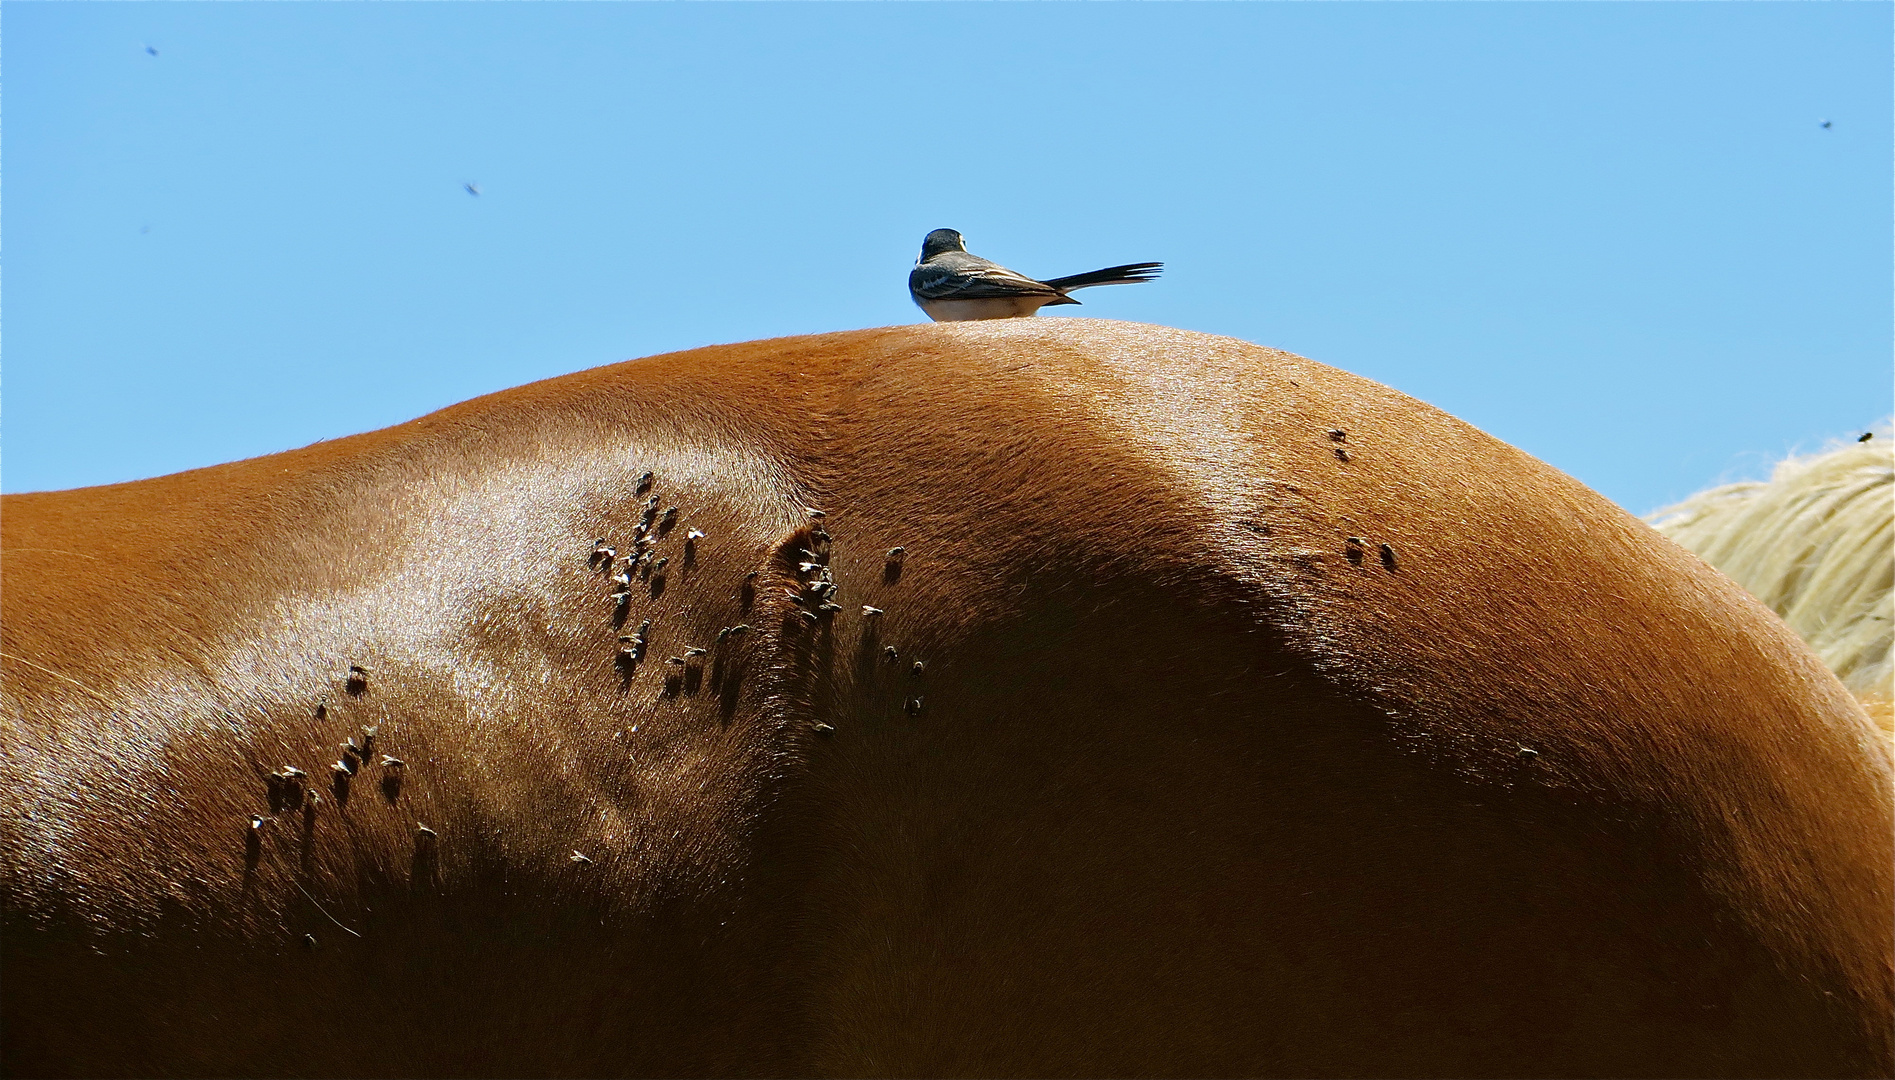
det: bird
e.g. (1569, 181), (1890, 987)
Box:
(908, 229), (1160, 322)
(464, 182), (482, 196)
(1820, 119), (1833, 129)
(143, 44), (158, 57)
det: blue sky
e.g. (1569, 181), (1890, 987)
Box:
(6, 3), (1889, 514)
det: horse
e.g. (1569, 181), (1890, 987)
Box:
(4, 320), (1889, 1077)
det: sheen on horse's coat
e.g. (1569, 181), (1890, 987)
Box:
(2, 321), (1890, 1078)
(1650, 427), (1894, 732)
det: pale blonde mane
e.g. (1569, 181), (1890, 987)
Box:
(1649, 425), (1894, 734)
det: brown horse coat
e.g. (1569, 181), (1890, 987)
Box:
(3, 320), (1889, 1077)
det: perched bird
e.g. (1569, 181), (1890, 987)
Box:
(908, 229), (1161, 322)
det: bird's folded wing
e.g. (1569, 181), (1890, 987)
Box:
(909, 261), (1061, 301)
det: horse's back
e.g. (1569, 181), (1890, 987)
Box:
(3, 321), (1889, 1077)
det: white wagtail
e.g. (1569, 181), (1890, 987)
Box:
(908, 229), (1161, 322)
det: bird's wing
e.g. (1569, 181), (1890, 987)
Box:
(909, 254), (1061, 300)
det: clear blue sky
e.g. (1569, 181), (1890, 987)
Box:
(6, 3), (1889, 514)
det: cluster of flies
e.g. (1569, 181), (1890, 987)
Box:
(782, 512), (924, 719)
(587, 477), (927, 723)
(591, 471), (688, 610)
(246, 664), (434, 948)
(590, 470), (715, 695)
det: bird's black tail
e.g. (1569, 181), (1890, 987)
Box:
(1041, 262), (1163, 292)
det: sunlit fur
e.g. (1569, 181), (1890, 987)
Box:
(1651, 424), (1893, 736)
(3, 323), (1889, 1077)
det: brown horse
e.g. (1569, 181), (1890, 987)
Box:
(3, 321), (1889, 1077)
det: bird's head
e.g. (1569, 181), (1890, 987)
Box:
(919, 229), (967, 261)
